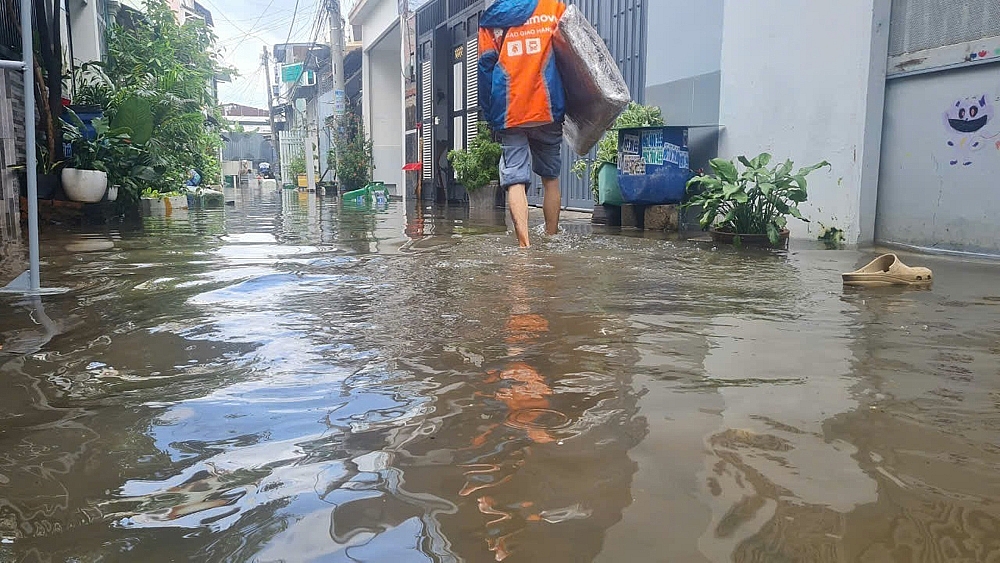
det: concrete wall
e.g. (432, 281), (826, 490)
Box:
(718, 0), (891, 243)
(354, 0), (404, 194)
(69, 0), (104, 64)
(643, 0), (723, 196)
(876, 63), (1000, 254)
(368, 44), (404, 192)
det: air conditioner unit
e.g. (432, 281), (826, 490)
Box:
(300, 70), (317, 87)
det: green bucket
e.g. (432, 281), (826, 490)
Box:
(597, 163), (623, 206)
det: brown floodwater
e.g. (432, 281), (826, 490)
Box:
(1, 188), (1000, 562)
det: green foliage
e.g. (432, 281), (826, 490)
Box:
(70, 0), (230, 212)
(141, 187), (185, 198)
(331, 107), (374, 191)
(817, 224), (845, 249)
(448, 122), (501, 192)
(572, 103), (664, 198)
(683, 153), (830, 245)
(61, 112), (126, 173)
(111, 96), (154, 145)
(289, 156), (307, 178)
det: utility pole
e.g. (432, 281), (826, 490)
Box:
(328, 0), (347, 185)
(262, 47), (281, 180)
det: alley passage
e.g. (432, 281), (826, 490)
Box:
(2, 189), (1000, 562)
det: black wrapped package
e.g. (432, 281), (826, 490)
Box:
(553, 5), (632, 156)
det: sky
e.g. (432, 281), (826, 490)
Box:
(203, 0), (350, 109)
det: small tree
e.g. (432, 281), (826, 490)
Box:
(330, 106), (373, 191)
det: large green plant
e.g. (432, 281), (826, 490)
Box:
(72, 0), (229, 200)
(572, 103), (665, 198)
(448, 122), (501, 192)
(683, 153), (830, 245)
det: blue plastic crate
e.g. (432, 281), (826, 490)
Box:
(617, 126), (691, 205)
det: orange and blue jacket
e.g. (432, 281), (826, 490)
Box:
(478, 0), (566, 131)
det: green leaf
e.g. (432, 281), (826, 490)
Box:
(788, 187), (808, 202)
(760, 182), (775, 196)
(792, 175), (808, 191)
(700, 209), (715, 228)
(788, 206), (804, 220)
(738, 156), (752, 168)
(774, 215), (788, 228)
(766, 223), (780, 245)
(722, 183), (740, 198)
(131, 165), (158, 181)
(112, 96), (154, 145)
(776, 160), (793, 177)
(733, 191), (749, 204)
(710, 159), (738, 183)
(797, 160), (831, 176)
(757, 153), (772, 167)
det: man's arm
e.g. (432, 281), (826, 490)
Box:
(478, 26), (500, 115)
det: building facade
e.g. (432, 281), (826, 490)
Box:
(715, 0), (1000, 254)
(354, 0), (1000, 254)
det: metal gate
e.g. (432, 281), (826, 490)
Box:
(876, 0), (1000, 253)
(526, 0), (648, 210)
(278, 131), (304, 185)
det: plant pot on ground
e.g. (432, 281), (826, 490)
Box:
(449, 122), (502, 208)
(14, 144), (63, 199)
(61, 168), (108, 203)
(60, 110), (136, 203)
(683, 153), (830, 247)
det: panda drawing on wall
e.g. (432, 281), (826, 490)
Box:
(943, 95), (998, 166)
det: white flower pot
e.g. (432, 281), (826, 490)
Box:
(61, 168), (108, 203)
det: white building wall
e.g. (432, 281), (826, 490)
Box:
(367, 43), (403, 192)
(718, 0), (891, 243)
(68, 0), (104, 64)
(353, 0), (405, 195)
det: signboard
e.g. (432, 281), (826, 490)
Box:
(334, 90), (345, 117)
(281, 63), (304, 83)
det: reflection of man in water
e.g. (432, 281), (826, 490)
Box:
(461, 285), (570, 561)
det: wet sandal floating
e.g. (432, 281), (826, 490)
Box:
(842, 253), (933, 287)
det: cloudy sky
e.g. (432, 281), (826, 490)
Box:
(204, 0), (348, 109)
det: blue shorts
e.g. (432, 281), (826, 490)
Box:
(498, 122), (563, 189)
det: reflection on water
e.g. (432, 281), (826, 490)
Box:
(1, 189), (1000, 561)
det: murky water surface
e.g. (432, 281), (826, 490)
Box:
(2, 188), (1000, 562)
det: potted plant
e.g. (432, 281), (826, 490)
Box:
(13, 145), (63, 199)
(289, 156), (308, 188)
(684, 153), (830, 247)
(573, 103), (664, 223)
(331, 109), (375, 193)
(60, 113), (129, 203)
(449, 122), (502, 208)
(140, 187), (189, 215)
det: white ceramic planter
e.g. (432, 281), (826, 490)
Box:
(62, 168), (108, 203)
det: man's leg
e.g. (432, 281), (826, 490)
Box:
(542, 177), (560, 235)
(507, 183), (531, 248)
(529, 123), (564, 237)
(498, 129), (533, 247)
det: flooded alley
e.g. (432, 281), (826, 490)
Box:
(2, 188), (1000, 562)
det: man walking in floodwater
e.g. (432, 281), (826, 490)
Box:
(478, 0), (567, 248)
